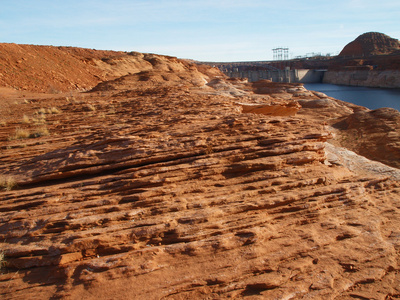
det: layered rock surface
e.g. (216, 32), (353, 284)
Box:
(332, 107), (400, 169)
(0, 47), (400, 299)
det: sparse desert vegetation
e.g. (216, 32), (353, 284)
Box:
(36, 108), (47, 115)
(35, 107), (61, 115)
(32, 115), (46, 125)
(84, 103), (96, 111)
(8, 126), (49, 140)
(21, 114), (31, 124)
(48, 107), (62, 114)
(9, 127), (30, 140)
(21, 108), (60, 125)
(0, 251), (5, 272)
(29, 126), (49, 138)
(0, 175), (16, 191)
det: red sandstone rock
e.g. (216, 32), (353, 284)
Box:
(0, 43), (219, 93)
(0, 45), (400, 300)
(332, 107), (400, 169)
(339, 32), (400, 57)
(239, 101), (301, 116)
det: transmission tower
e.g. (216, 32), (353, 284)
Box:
(272, 47), (289, 60)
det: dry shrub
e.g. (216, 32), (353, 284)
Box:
(32, 115), (46, 125)
(22, 114), (31, 124)
(37, 108), (47, 115)
(30, 127), (49, 138)
(84, 104), (96, 112)
(0, 175), (17, 191)
(48, 107), (62, 114)
(9, 126), (49, 140)
(35, 107), (62, 116)
(9, 127), (30, 140)
(0, 251), (5, 272)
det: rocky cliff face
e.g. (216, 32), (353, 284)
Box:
(339, 32), (400, 57)
(333, 107), (400, 169)
(1, 45), (400, 299)
(324, 32), (400, 87)
(323, 70), (400, 88)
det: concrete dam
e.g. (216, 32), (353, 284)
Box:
(220, 66), (400, 88)
(222, 68), (327, 83)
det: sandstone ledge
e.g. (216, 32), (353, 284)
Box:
(1, 52), (400, 299)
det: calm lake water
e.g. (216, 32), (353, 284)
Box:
(304, 83), (400, 112)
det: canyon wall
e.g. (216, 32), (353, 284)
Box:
(323, 70), (400, 88)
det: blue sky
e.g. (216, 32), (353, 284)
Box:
(1, 0), (399, 61)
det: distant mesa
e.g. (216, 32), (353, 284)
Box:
(339, 32), (400, 57)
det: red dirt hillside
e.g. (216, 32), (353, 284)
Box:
(0, 43), (217, 93)
(1, 44), (400, 299)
